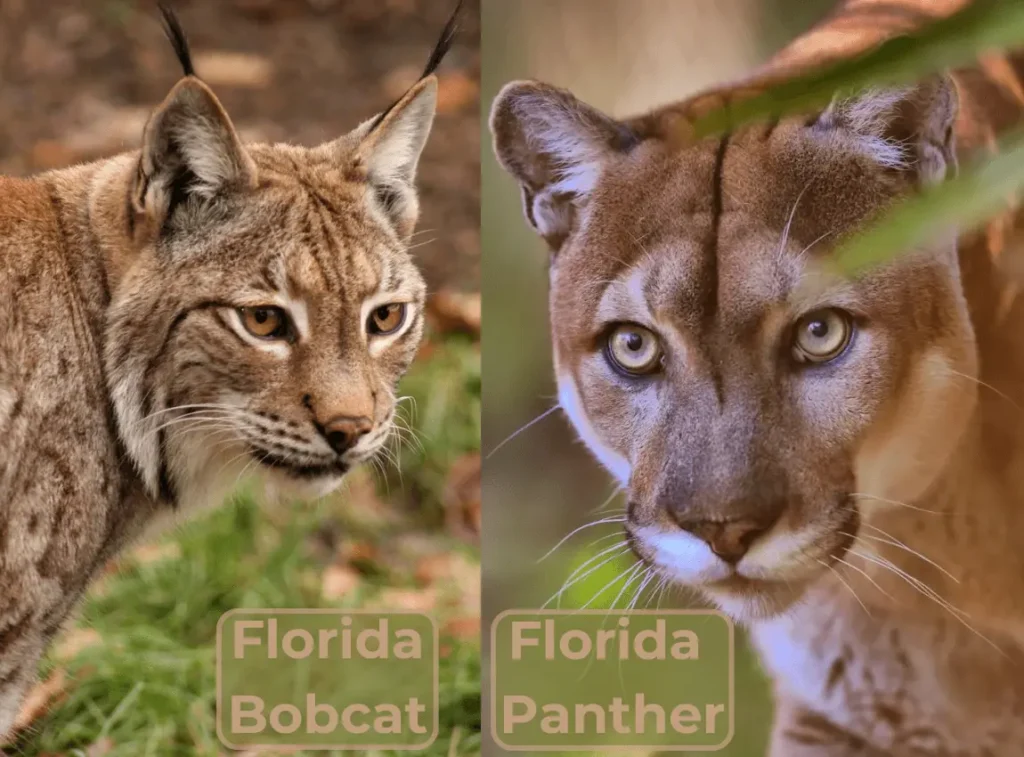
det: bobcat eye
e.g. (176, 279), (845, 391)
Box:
(606, 324), (662, 375)
(367, 303), (407, 336)
(792, 308), (853, 363)
(239, 306), (289, 340)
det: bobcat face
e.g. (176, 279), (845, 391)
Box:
(492, 77), (979, 621)
(103, 15), (447, 509)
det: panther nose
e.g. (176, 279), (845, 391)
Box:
(323, 415), (373, 454)
(676, 518), (773, 564)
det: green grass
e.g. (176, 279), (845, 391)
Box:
(8, 335), (481, 757)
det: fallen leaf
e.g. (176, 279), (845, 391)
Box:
(340, 540), (379, 571)
(436, 70), (479, 115)
(443, 616), (480, 641)
(53, 628), (102, 661)
(415, 551), (479, 587)
(427, 290), (481, 337)
(413, 551), (479, 618)
(322, 565), (361, 601)
(414, 553), (453, 586)
(192, 51), (274, 88)
(12, 668), (66, 732)
(348, 541), (378, 563)
(374, 586), (438, 613)
(130, 541), (181, 565)
(86, 737), (114, 757)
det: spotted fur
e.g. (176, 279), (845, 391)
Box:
(0, 4), (458, 738)
(492, 0), (1024, 754)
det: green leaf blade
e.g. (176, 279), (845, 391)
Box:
(693, 0), (1024, 138)
(834, 133), (1024, 274)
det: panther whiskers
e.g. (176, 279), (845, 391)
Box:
(537, 515), (628, 564)
(486, 404), (561, 459)
(817, 558), (872, 618)
(542, 541), (633, 611)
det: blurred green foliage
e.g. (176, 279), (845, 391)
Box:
(694, 0), (1024, 274)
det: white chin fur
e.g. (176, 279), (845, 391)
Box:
(260, 470), (347, 505)
(703, 584), (808, 623)
(165, 429), (346, 513)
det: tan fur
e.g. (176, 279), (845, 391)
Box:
(492, 0), (1024, 753)
(0, 27), (444, 738)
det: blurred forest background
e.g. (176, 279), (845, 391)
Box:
(0, 1), (481, 756)
(481, 1), (834, 755)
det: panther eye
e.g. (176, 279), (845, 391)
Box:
(368, 303), (407, 336)
(606, 324), (663, 375)
(792, 308), (853, 363)
(239, 306), (289, 340)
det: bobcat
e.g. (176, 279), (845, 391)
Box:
(0, 4), (458, 738)
(492, 0), (1024, 754)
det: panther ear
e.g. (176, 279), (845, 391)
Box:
(814, 73), (959, 186)
(132, 77), (257, 237)
(490, 80), (639, 252)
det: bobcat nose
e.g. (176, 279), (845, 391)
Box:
(323, 415), (373, 454)
(675, 517), (773, 564)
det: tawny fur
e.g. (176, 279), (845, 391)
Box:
(0, 10), (452, 738)
(492, 0), (1024, 754)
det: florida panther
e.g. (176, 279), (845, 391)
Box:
(492, 0), (1024, 753)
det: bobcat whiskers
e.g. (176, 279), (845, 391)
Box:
(138, 391), (403, 512)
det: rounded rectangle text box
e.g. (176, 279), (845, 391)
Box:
(216, 609), (439, 751)
(491, 609), (735, 752)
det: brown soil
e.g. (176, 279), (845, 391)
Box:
(0, 0), (480, 293)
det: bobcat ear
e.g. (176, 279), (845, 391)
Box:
(132, 77), (257, 235)
(490, 80), (638, 252)
(356, 76), (438, 240)
(814, 73), (959, 186)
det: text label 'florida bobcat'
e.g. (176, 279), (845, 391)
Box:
(216, 610), (438, 750)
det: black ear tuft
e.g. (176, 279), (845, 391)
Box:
(368, 0), (462, 131)
(419, 0), (462, 80)
(157, 2), (196, 78)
